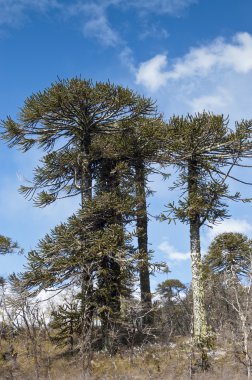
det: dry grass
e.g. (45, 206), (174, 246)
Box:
(0, 337), (249, 380)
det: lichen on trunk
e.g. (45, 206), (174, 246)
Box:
(188, 159), (211, 351)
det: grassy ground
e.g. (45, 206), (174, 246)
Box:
(0, 337), (249, 379)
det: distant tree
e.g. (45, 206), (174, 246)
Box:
(156, 279), (186, 302)
(156, 279), (190, 339)
(161, 112), (252, 358)
(204, 232), (252, 378)
(204, 232), (252, 278)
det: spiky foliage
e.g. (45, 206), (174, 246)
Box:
(50, 297), (81, 354)
(17, 177), (135, 352)
(1, 78), (156, 207)
(2, 78), (156, 151)
(92, 117), (165, 322)
(0, 235), (21, 255)
(20, 194), (133, 293)
(1, 78), (159, 349)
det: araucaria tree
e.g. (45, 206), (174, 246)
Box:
(104, 118), (164, 322)
(204, 232), (252, 278)
(0, 78), (158, 346)
(204, 233), (252, 378)
(163, 113), (252, 353)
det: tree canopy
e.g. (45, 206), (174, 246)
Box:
(204, 232), (252, 278)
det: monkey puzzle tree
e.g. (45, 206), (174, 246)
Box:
(162, 112), (252, 354)
(156, 279), (186, 302)
(0, 78), (156, 337)
(98, 118), (165, 323)
(204, 232), (252, 279)
(204, 232), (252, 378)
(17, 189), (134, 351)
(1, 78), (156, 207)
(123, 119), (164, 321)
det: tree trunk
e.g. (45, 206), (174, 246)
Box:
(98, 158), (122, 351)
(188, 160), (209, 351)
(135, 159), (152, 324)
(80, 136), (94, 359)
(190, 218), (208, 345)
(241, 317), (251, 379)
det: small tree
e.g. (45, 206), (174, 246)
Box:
(50, 296), (81, 356)
(156, 279), (190, 339)
(204, 232), (252, 378)
(204, 232), (252, 278)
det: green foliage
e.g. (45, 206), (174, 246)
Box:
(0, 235), (21, 255)
(156, 279), (186, 300)
(1, 78), (156, 151)
(50, 297), (81, 352)
(162, 112), (252, 227)
(20, 193), (134, 292)
(1, 78), (157, 208)
(204, 232), (252, 278)
(3, 77), (252, 358)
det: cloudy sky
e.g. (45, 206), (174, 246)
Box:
(1, 0), (252, 287)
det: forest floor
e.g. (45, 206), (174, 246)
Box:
(0, 336), (249, 380)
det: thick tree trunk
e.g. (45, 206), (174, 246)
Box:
(188, 160), (209, 350)
(79, 136), (94, 359)
(98, 159), (122, 351)
(190, 217), (208, 345)
(135, 159), (152, 324)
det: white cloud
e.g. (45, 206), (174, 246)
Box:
(189, 87), (232, 113)
(0, 0), (196, 44)
(139, 24), (169, 40)
(207, 218), (252, 241)
(158, 241), (190, 261)
(125, 0), (197, 14)
(120, 47), (136, 73)
(68, 2), (119, 47)
(136, 54), (170, 92)
(136, 32), (252, 92)
(69, 0), (196, 46)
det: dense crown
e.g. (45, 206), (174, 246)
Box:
(204, 232), (252, 277)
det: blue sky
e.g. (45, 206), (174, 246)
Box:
(1, 0), (252, 289)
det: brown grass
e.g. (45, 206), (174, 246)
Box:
(0, 337), (249, 380)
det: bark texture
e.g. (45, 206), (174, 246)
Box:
(135, 159), (152, 323)
(188, 159), (209, 348)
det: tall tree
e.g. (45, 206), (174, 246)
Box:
(1, 78), (156, 340)
(98, 118), (165, 323)
(162, 113), (252, 354)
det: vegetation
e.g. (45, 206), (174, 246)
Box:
(0, 78), (252, 379)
